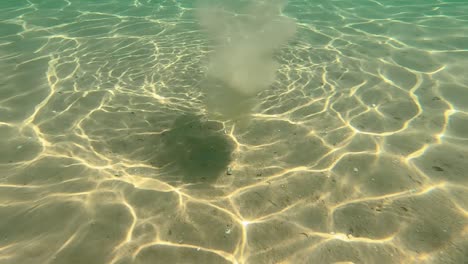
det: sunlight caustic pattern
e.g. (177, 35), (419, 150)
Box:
(0, 0), (467, 263)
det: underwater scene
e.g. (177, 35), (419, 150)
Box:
(0, 0), (467, 263)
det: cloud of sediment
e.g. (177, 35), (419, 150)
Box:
(197, 0), (296, 96)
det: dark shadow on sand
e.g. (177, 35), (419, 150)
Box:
(158, 114), (234, 184)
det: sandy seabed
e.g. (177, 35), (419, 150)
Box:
(0, 0), (467, 263)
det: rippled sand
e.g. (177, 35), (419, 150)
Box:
(0, 0), (467, 263)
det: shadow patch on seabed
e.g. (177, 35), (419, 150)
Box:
(156, 114), (235, 184)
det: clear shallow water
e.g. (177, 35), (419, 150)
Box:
(1, 0), (467, 263)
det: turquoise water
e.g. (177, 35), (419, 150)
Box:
(1, 0), (467, 263)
